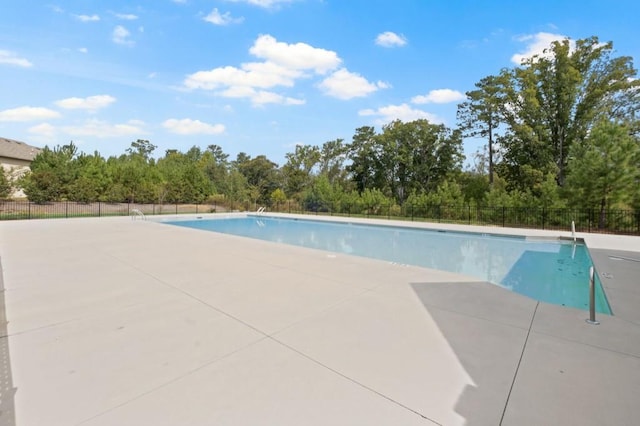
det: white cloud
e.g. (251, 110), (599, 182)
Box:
(172, 0), (187, 3)
(0, 50), (33, 68)
(0, 106), (61, 122)
(74, 14), (100, 22)
(28, 123), (57, 138)
(186, 35), (339, 92)
(204, 8), (244, 25)
(319, 69), (387, 100)
(78, 47), (88, 53)
(62, 119), (146, 138)
(128, 119), (146, 127)
(185, 34), (380, 105)
(226, 0), (295, 9)
(412, 89), (465, 104)
(251, 91), (305, 106)
(249, 34), (341, 74)
(55, 95), (116, 111)
(113, 25), (134, 46)
(115, 13), (138, 20)
(163, 118), (225, 135)
(185, 62), (301, 90)
(511, 32), (569, 64)
(359, 104), (442, 125)
(219, 86), (305, 106)
(219, 85), (256, 98)
(375, 31), (407, 48)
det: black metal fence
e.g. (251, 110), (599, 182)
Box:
(1, 200), (639, 235)
(270, 201), (640, 236)
(0, 201), (217, 220)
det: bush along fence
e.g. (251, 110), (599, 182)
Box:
(1, 200), (639, 236)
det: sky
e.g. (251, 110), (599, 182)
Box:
(1, 0), (639, 166)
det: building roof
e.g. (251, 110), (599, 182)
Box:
(0, 137), (42, 162)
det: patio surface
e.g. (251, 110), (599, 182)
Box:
(0, 214), (639, 425)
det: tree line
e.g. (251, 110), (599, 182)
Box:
(2, 36), (639, 222)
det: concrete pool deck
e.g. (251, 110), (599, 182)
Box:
(0, 214), (638, 425)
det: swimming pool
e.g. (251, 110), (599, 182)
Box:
(165, 215), (611, 314)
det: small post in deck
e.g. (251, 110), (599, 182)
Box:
(586, 266), (600, 325)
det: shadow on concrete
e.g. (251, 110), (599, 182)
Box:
(410, 281), (537, 426)
(0, 258), (16, 426)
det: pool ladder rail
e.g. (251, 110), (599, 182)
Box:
(131, 208), (146, 220)
(256, 206), (266, 214)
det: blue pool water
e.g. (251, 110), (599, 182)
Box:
(165, 216), (611, 314)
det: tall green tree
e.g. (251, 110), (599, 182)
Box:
(157, 149), (211, 203)
(379, 120), (464, 203)
(319, 138), (349, 186)
(108, 140), (160, 203)
(348, 126), (383, 193)
(126, 139), (157, 160)
(68, 152), (110, 203)
(348, 121), (463, 204)
(21, 142), (79, 203)
(565, 120), (639, 227)
(281, 144), (320, 198)
(457, 75), (506, 184)
(500, 36), (639, 187)
(224, 169), (249, 207)
(201, 144), (229, 193)
(236, 155), (280, 206)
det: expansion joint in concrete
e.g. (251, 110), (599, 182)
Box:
(499, 301), (539, 425)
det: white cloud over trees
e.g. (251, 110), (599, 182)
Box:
(359, 104), (442, 125)
(163, 118), (226, 135)
(412, 89), (465, 104)
(511, 32), (569, 64)
(319, 69), (388, 100)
